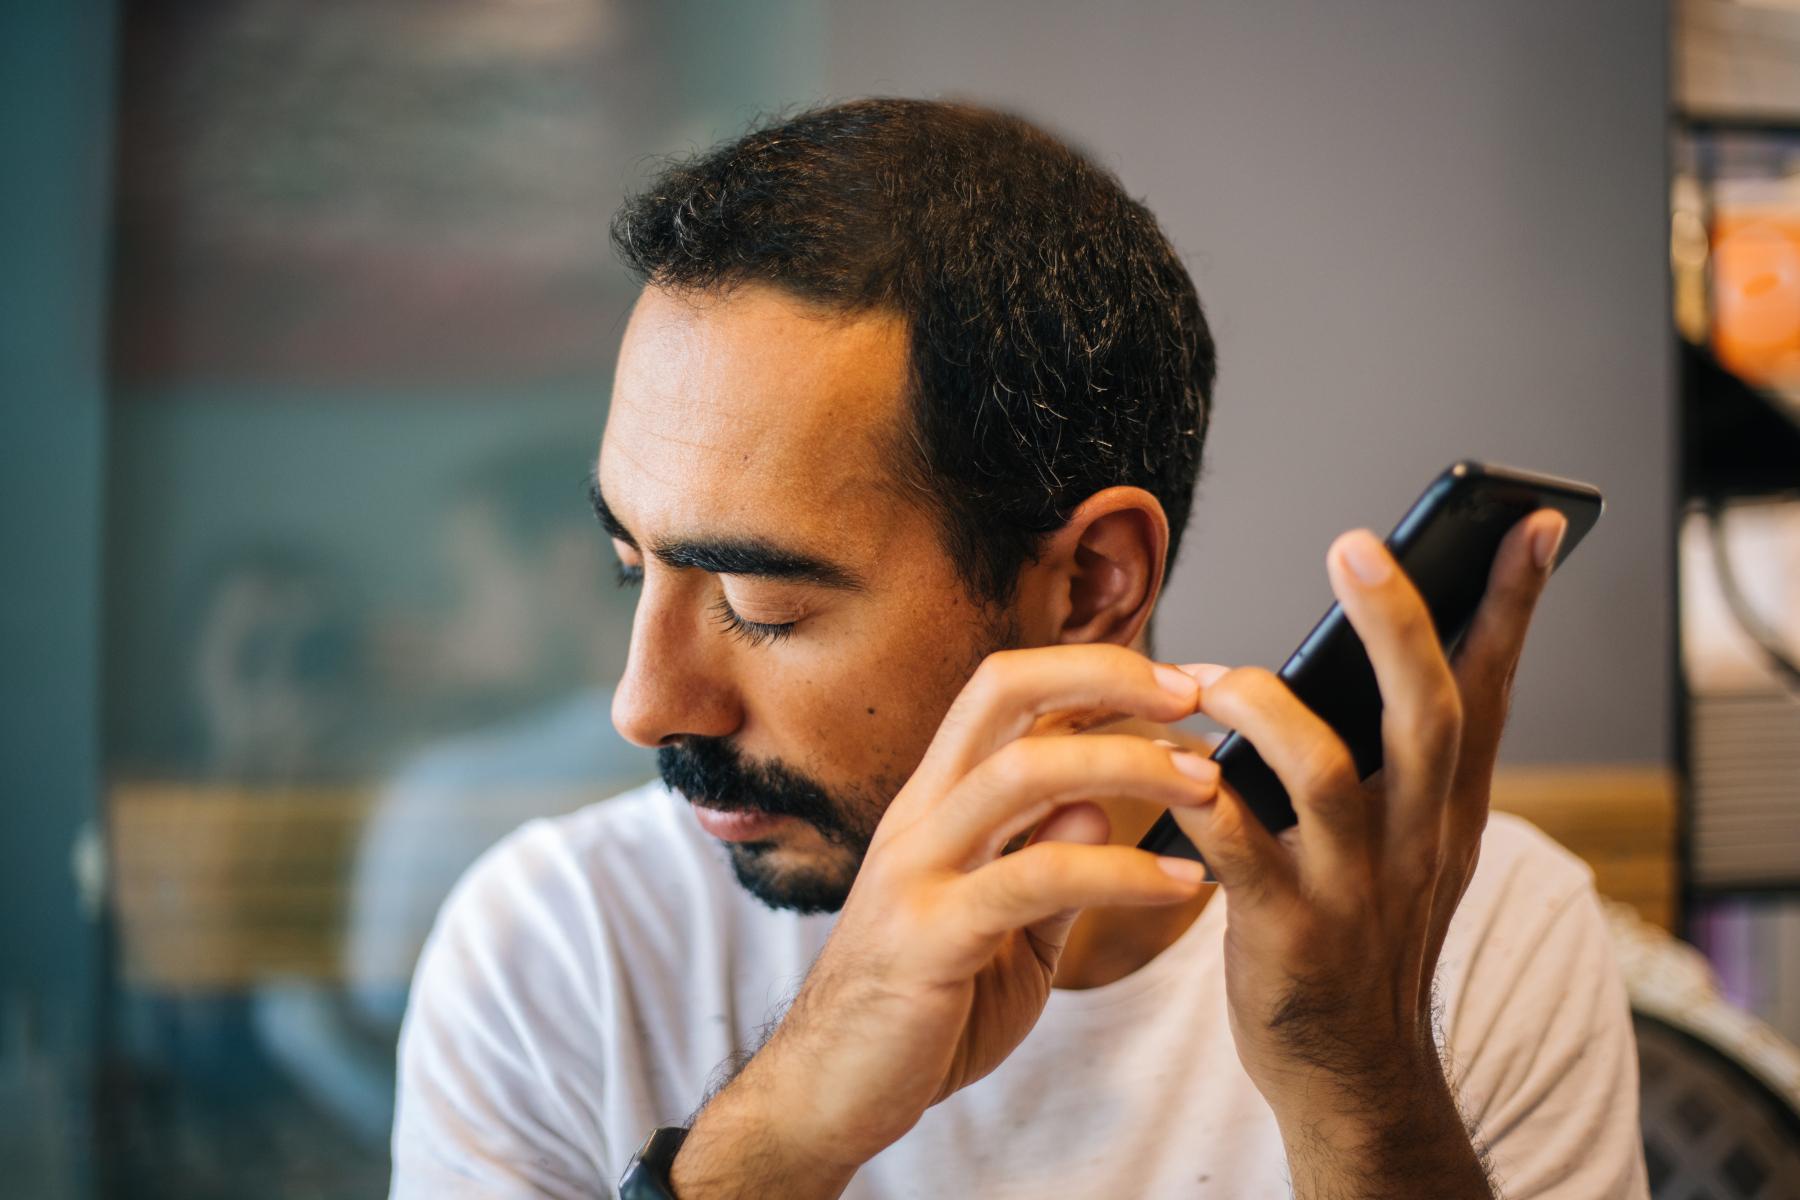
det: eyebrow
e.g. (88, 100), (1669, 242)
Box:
(588, 479), (868, 592)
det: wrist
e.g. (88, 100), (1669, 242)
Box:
(668, 1052), (865, 1200)
(1269, 1035), (1447, 1144)
(1271, 1047), (1490, 1200)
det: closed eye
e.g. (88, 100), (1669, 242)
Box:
(616, 560), (796, 647)
(709, 594), (796, 647)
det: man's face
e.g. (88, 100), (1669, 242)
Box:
(597, 285), (1017, 912)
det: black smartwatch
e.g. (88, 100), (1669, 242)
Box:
(619, 1125), (689, 1199)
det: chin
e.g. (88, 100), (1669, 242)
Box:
(725, 840), (860, 915)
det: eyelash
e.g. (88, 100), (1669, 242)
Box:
(708, 594), (797, 647)
(613, 561), (798, 648)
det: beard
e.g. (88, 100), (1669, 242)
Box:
(656, 608), (1020, 915)
(657, 737), (885, 914)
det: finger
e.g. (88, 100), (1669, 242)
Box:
(897, 646), (1202, 813)
(957, 842), (1206, 949)
(1325, 529), (1463, 848)
(918, 734), (1219, 868)
(1027, 801), (1111, 847)
(992, 812), (1137, 962)
(1193, 665), (1373, 888)
(1449, 508), (1565, 796)
(1168, 782), (1297, 912)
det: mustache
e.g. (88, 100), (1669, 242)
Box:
(657, 737), (863, 846)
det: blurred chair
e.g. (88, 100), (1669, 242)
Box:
(106, 778), (628, 1145)
(1494, 766), (1800, 1194)
(1492, 765), (1678, 930)
(109, 782), (366, 990)
(1610, 903), (1800, 1199)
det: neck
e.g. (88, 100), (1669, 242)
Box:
(1051, 717), (1216, 990)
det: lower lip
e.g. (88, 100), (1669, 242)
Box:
(692, 806), (792, 843)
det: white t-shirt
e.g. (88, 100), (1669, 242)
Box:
(391, 782), (1650, 1199)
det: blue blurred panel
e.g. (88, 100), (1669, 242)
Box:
(0, 2), (115, 1197)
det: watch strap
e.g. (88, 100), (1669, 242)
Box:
(619, 1125), (689, 1199)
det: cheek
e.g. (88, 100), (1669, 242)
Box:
(774, 592), (997, 786)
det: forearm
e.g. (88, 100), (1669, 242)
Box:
(1277, 1057), (1494, 1200)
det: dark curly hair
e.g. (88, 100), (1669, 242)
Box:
(610, 98), (1215, 606)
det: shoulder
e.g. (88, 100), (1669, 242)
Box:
(392, 783), (745, 1193)
(1439, 810), (1631, 1083)
(1449, 811), (1597, 947)
(1474, 810), (1593, 897)
(1434, 812), (1619, 1068)
(409, 778), (828, 1034)
(425, 780), (725, 969)
(1435, 819), (1650, 1197)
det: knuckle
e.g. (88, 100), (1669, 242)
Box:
(1461, 645), (1511, 704)
(1005, 845), (1059, 898)
(1299, 738), (1361, 802)
(958, 650), (1022, 716)
(1403, 676), (1462, 751)
(1444, 687), (1466, 735)
(991, 862), (1032, 910)
(1426, 680), (1465, 742)
(969, 649), (1016, 693)
(1397, 841), (1444, 888)
(985, 738), (1040, 792)
(1500, 562), (1544, 607)
(1234, 665), (1282, 693)
(1088, 642), (1139, 672)
(1117, 735), (1175, 779)
(1206, 794), (1252, 848)
(1211, 665), (1279, 711)
(897, 885), (942, 932)
(1393, 599), (1437, 646)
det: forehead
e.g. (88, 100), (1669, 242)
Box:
(600, 285), (913, 539)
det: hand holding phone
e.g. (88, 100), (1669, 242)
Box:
(1140, 461), (1603, 862)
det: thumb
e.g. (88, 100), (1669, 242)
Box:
(1017, 801), (1113, 954)
(1026, 801), (1112, 849)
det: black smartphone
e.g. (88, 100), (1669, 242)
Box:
(1138, 461), (1604, 863)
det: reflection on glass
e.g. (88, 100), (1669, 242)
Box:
(98, 0), (817, 1192)
(261, 445), (650, 1141)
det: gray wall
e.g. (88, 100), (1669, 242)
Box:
(825, 0), (1672, 764)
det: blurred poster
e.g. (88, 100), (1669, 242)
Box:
(110, 0), (680, 389)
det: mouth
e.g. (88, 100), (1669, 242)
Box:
(690, 805), (795, 843)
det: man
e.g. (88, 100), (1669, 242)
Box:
(392, 99), (1647, 1198)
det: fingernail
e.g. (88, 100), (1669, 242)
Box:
(1153, 663), (1199, 697)
(1339, 529), (1392, 586)
(1176, 662), (1230, 687)
(1533, 513), (1568, 572)
(1169, 750), (1218, 784)
(1156, 856), (1208, 885)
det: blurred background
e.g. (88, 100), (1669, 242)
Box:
(3, 0), (1799, 1196)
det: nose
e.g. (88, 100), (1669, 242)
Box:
(610, 576), (742, 748)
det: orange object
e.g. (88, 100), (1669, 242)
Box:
(1713, 201), (1800, 388)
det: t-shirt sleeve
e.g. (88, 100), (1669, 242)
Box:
(1443, 834), (1651, 1200)
(389, 824), (615, 1199)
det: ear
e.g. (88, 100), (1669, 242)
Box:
(1020, 486), (1170, 649)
